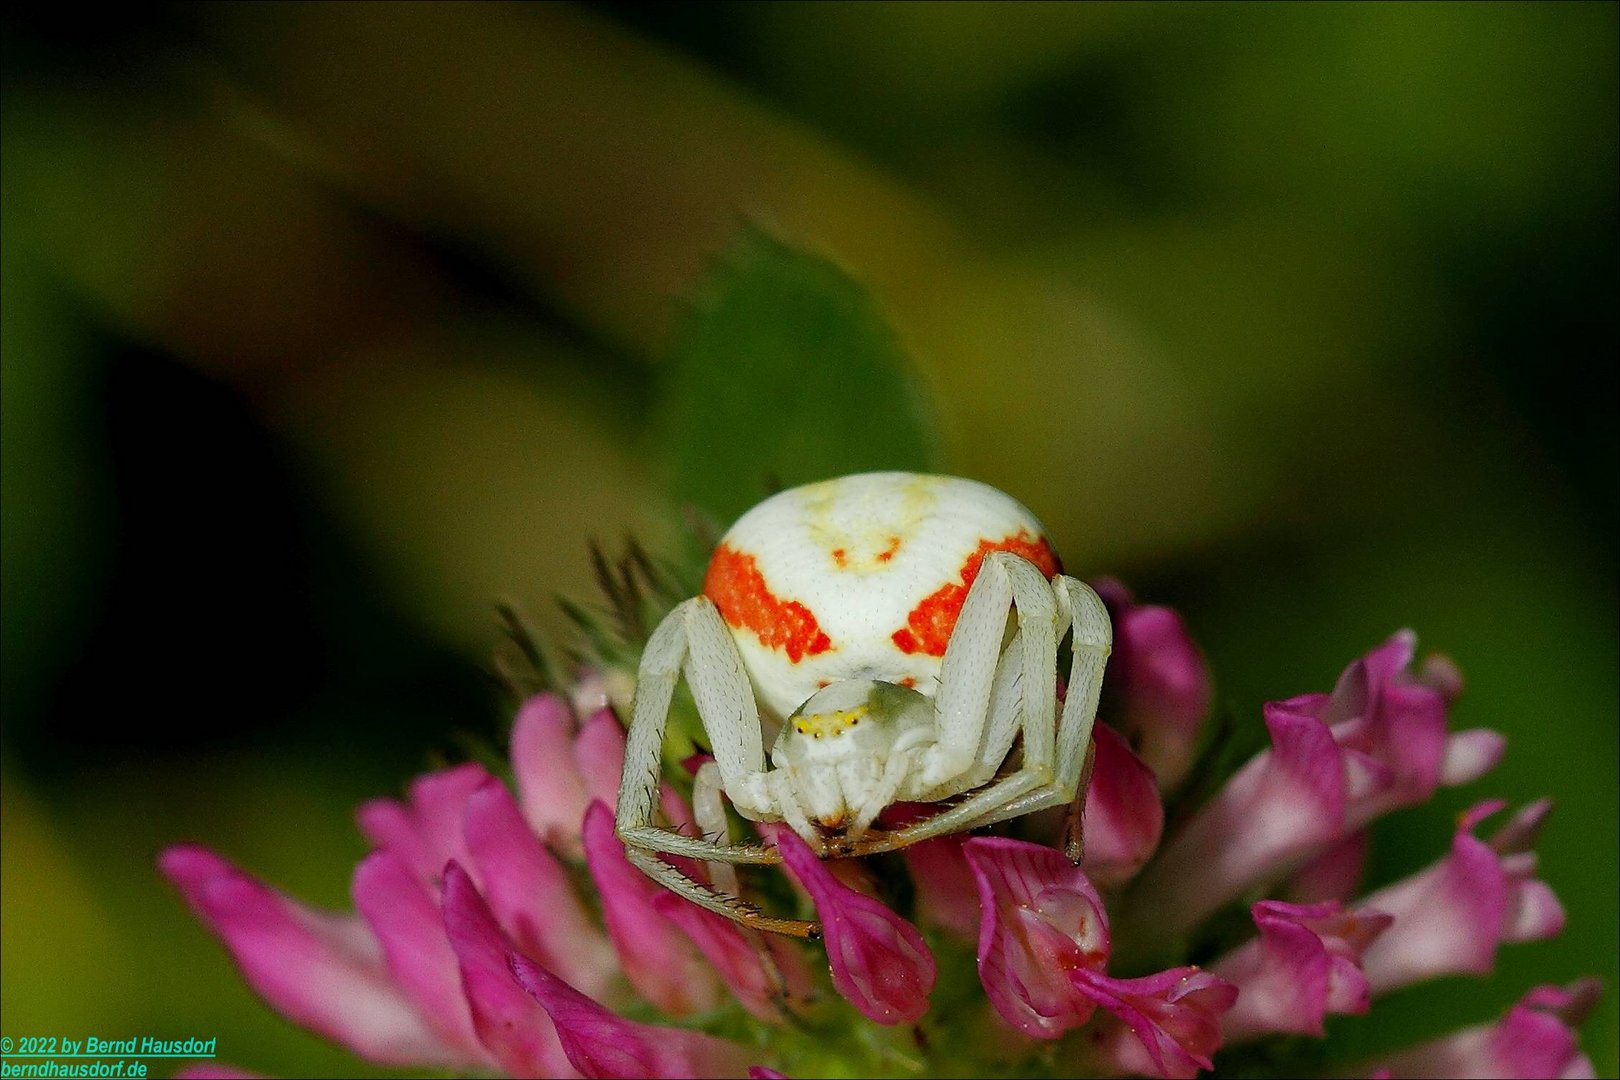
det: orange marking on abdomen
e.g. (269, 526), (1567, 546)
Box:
(704, 544), (833, 662)
(876, 535), (901, 563)
(891, 531), (1061, 657)
(831, 548), (848, 568)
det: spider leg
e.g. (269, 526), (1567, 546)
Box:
(918, 551), (1058, 790)
(615, 598), (818, 937)
(622, 847), (817, 939)
(966, 575), (1112, 830)
(913, 626), (1026, 801)
(1060, 738), (1099, 863)
(691, 760), (740, 898)
(845, 552), (1060, 854)
(765, 770), (816, 846)
(846, 746), (919, 840)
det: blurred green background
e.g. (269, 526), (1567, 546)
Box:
(2, 3), (1614, 1076)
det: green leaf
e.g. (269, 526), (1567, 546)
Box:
(661, 226), (941, 526)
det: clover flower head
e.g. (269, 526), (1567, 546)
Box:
(162, 572), (1598, 1079)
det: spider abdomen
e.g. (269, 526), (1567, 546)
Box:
(702, 472), (1061, 718)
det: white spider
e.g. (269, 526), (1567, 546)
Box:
(615, 472), (1112, 937)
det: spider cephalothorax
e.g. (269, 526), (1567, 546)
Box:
(615, 472), (1112, 937)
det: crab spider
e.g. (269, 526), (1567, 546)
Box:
(615, 472), (1112, 938)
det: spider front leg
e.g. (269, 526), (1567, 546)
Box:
(615, 597), (818, 938)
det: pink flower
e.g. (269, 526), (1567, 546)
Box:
(1093, 579), (1213, 790)
(439, 860), (578, 1077)
(161, 600), (1599, 1080)
(462, 775), (617, 997)
(1368, 980), (1600, 1079)
(1359, 799), (1565, 995)
(900, 831), (980, 939)
(1305, 632), (1503, 822)
(162, 691), (785, 1080)
(1125, 701), (1347, 937)
(159, 843), (474, 1069)
(1128, 631), (1504, 937)
(964, 835), (1112, 1038)
(441, 860), (754, 1080)
(963, 836), (1237, 1076)
(511, 697), (631, 857)
(581, 799), (723, 1015)
(1081, 722), (1166, 886)
(1074, 967), (1238, 1080)
(901, 723), (1161, 938)
(774, 828), (937, 1025)
(508, 934), (754, 1079)
(1212, 900), (1393, 1040)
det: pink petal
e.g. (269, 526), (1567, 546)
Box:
(1082, 723), (1165, 886)
(1094, 580), (1212, 790)
(1362, 629), (1418, 688)
(1523, 977), (1603, 1026)
(1359, 801), (1564, 995)
(1345, 683), (1447, 818)
(1318, 632), (1464, 824)
(462, 777), (616, 998)
(159, 845), (460, 1068)
(581, 800), (720, 1016)
(354, 800), (428, 879)
(1368, 981), (1598, 1079)
(748, 1069), (789, 1079)
(1440, 728), (1507, 786)
(351, 850), (488, 1065)
(509, 951), (754, 1079)
(1213, 900), (1392, 1040)
(512, 694), (591, 853)
(963, 836), (1109, 1038)
(439, 862), (580, 1079)
(1071, 966), (1238, 1080)
(1129, 702), (1345, 936)
(775, 829), (937, 1026)
(573, 707), (631, 809)
(356, 763), (490, 885)
(1504, 878), (1567, 943)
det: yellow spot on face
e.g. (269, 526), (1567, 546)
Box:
(795, 704), (870, 739)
